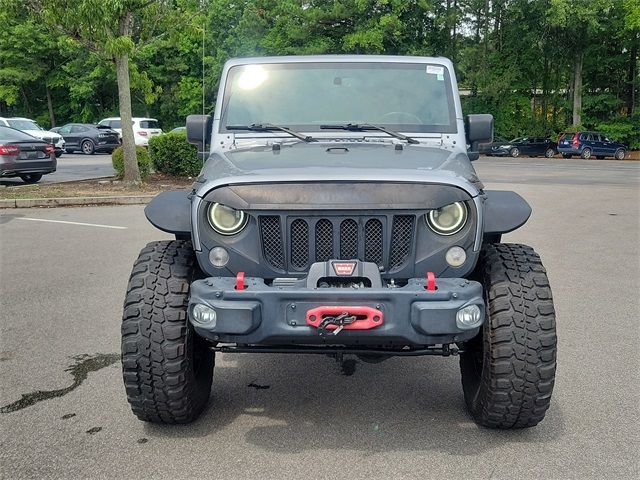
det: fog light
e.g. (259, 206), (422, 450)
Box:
(445, 246), (467, 267)
(192, 303), (217, 326)
(209, 247), (229, 268)
(456, 304), (482, 329)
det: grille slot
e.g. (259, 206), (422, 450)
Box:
(339, 219), (358, 259)
(290, 219), (309, 269)
(259, 216), (285, 269)
(315, 219), (333, 262)
(364, 219), (384, 265)
(389, 215), (415, 270)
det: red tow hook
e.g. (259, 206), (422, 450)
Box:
(426, 271), (436, 291)
(235, 272), (246, 290)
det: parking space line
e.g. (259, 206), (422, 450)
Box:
(16, 217), (127, 230)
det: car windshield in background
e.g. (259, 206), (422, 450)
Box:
(7, 119), (41, 131)
(0, 125), (39, 141)
(221, 62), (457, 133)
(140, 120), (160, 128)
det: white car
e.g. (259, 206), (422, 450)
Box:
(97, 117), (162, 146)
(0, 117), (65, 157)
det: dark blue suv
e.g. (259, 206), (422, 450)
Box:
(557, 131), (627, 160)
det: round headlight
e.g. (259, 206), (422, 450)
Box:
(207, 203), (247, 235)
(426, 202), (468, 235)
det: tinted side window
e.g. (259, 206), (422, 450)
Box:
(71, 125), (88, 133)
(111, 120), (121, 128)
(59, 125), (72, 134)
(579, 133), (588, 141)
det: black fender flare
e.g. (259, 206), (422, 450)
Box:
(144, 190), (192, 235)
(482, 190), (531, 235)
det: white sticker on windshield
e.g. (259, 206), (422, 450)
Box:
(426, 65), (444, 75)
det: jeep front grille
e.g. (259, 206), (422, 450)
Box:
(259, 214), (416, 273)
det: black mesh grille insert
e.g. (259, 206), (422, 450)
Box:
(260, 216), (285, 270)
(290, 219), (309, 269)
(389, 215), (415, 270)
(340, 219), (358, 259)
(364, 219), (384, 265)
(315, 219), (333, 262)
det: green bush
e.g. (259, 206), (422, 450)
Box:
(148, 132), (201, 177)
(111, 146), (152, 179)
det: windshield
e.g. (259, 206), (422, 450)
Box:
(7, 119), (41, 131)
(221, 62), (457, 134)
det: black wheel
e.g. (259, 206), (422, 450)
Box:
(580, 147), (592, 159)
(460, 243), (557, 429)
(509, 147), (520, 158)
(561, 153), (572, 159)
(614, 148), (626, 160)
(55, 151), (63, 158)
(20, 173), (43, 183)
(121, 240), (214, 424)
(81, 139), (95, 155)
(544, 148), (555, 158)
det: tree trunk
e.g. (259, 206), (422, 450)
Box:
(629, 39), (638, 116)
(45, 85), (56, 127)
(115, 53), (140, 183)
(572, 52), (583, 126)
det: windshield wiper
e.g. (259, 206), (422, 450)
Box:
(320, 123), (419, 144)
(226, 123), (315, 142)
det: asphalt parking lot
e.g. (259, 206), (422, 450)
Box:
(0, 158), (638, 479)
(0, 153), (115, 186)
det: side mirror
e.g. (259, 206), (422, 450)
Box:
(465, 114), (493, 161)
(186, 114), (213, 159)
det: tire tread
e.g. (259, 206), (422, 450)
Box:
(461, 243), (557, 428)
(121, 240), (213, 424)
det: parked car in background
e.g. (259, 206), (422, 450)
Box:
(490, 137), (557, 158)
(55, 123), (120, 155)
(170, 126), (186, 133)
(557, 131), (627, 160)
(0, 117), (65, 157)
(0, 125), (56, 183)
(97, 117), (162, 146)
(478, 136), (508, 155)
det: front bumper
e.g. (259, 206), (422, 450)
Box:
(490, 147), (511, 156)
(189, 274), (484, 347)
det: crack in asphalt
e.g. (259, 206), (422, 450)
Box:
(0, 353), (119, 414)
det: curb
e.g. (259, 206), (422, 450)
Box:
(0, 195), (155, 209)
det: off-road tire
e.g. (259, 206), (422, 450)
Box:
(121, 240), (214, 423)
(460, 243), (557, 429)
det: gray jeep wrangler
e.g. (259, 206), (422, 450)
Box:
(121, 55), (557, 429)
